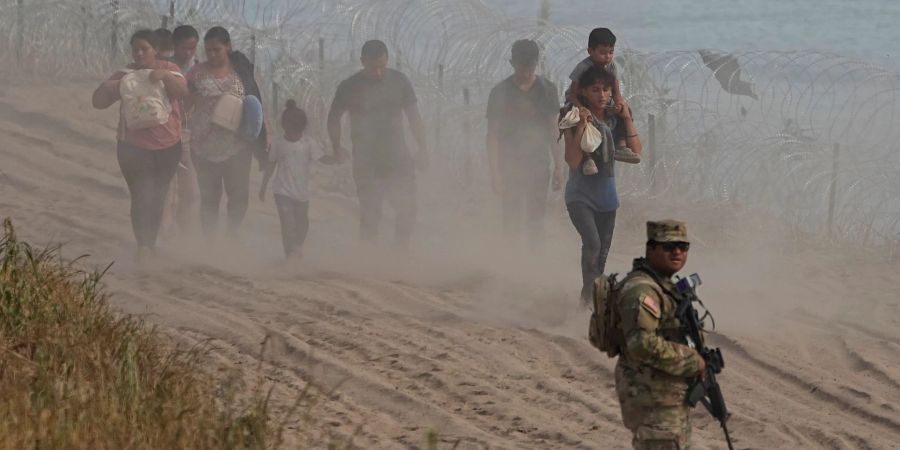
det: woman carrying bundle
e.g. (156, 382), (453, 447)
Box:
(91, 29), (188, 261)
(185, 26), (267, 239)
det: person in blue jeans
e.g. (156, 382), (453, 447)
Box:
(562, 66), (642, 304)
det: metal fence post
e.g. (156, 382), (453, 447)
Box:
(272, 81), (279, 123)
(16, 0), (24, 63)
(318, 37), (325, 72)
(463, 87), (472, 183)
(110, 0), (119, 64)
(81, 6), (88, 53)
(827, 142), (840, 239)
(435, 64), (444, 146)
(648, 113), (657, 194)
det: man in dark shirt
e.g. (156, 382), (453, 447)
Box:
(327, 40), (428, 247)
(486, 39), (563, 245)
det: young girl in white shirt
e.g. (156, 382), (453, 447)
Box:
(260, 100), (332, 258)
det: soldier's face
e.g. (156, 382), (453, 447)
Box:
(647, 241), (689, 276)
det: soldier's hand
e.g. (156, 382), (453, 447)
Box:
(697, 354), (707, 379)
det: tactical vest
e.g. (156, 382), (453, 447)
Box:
(618, 268), (691, 367)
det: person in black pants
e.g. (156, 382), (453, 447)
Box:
(486, 40), (564, 247)
(92, 29), (188, 260)
(327, 40), (429, 248)
(117, 141), (183, 250)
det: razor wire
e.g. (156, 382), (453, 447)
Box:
(1, 0), (899, 249)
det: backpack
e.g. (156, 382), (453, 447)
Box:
(119, 69), (174, 130)
(588, 271), (665, 358)
(588, 273), (624, 357)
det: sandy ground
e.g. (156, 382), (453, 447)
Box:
(1, 81), (899, 450)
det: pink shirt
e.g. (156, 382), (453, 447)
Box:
(108, 60), (184, 150)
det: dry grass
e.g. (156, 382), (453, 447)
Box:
(0, 218), (289, 449)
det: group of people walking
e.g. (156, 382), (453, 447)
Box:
(92, 23), (640, 273)
(92, 25), (429, 259)
(92, 25), (267, 258)
(89, 21), (716, 450)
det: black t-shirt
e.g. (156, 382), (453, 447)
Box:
(331, 69), (417, 171)
(486, 75), (560, 163)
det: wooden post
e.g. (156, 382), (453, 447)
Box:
(161, 15), (168, 29)
(110, 0), (119, 64)
(827, 142), (840, 239)
(648, 113), (657, 194)
(539, 0), (551, 23)
(169, 0), (176, 26)
(15, 0), (24, 63)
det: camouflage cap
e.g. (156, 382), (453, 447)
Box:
(647, 220), (689, 243)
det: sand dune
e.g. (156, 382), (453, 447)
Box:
(1, 82), (899, 449)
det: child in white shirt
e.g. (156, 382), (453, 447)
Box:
(260, 100), (332, 258)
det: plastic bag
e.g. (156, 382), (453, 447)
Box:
(557, 107), (603, 154)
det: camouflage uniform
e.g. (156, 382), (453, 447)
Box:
(614, 221), (702, 450)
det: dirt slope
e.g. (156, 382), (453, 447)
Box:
(1, 82), (898, 450)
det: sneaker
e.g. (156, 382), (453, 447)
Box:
(582, 157), (599, 175)
(614, 147), (641, 164)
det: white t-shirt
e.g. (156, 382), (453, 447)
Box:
(269, 135), (324, 202)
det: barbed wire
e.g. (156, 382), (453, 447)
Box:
(1, 0), (898, 248)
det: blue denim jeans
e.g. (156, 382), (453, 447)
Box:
(566, 203), (617, 301)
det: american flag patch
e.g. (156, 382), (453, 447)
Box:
(641, 295), (661, 318)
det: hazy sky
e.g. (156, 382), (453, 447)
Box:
(488, 0), (900, 68)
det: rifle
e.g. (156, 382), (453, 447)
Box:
(674, 274), (735, 450)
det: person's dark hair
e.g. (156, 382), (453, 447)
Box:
(154, 28), (173, 50)
(172, 25), (199, 43)
(578, 66), (617, 90)
(204, 26), (232, 46)
(574, 66), (617, 110)
(588, 27), (616, 49)
(361, 40), (388, 60)
(282, 99), (308, 134)
(510, 39), (540, 66)
(130, 29), (159, 49)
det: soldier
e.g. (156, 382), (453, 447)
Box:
(614, 220), (706, 449)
